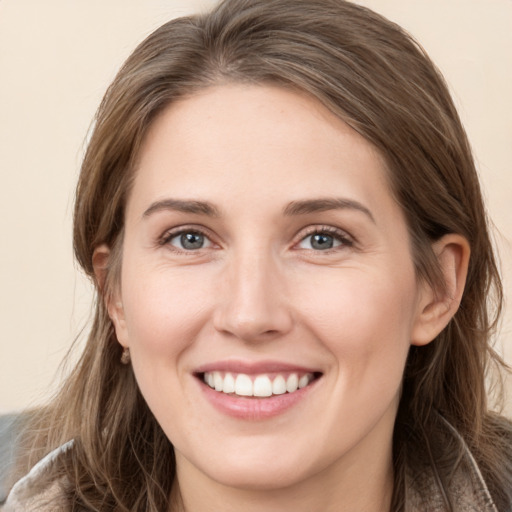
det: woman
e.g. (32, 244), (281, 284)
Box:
(4, 0), (511, 510)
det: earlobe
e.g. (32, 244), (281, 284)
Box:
(411, 234), (470, 346)
(108, 300), (129, 348)
(92, 244), (129, 348)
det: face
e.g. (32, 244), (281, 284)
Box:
(111, 84), (431, 492)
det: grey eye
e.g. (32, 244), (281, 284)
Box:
(298, 233), (343, 250)
(169, 231), (211, 250)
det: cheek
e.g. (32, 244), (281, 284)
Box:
(117, 263), (216, 436)
(120, 263), (214, 356)
(295, 269), (418, 385)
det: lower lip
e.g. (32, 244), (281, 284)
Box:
(197, 377), (319, 420)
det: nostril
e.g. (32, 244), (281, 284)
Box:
(212, 285), (293, 342)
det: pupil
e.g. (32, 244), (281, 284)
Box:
(311, 233), (333, 250)
(181, 232), (204, 250)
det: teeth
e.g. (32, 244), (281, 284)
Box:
(203, 371), (315, 397)
(286, 373), (299, 393)
(272, 375), (287, 395)
(223, 372), (235, 393)
(254, 375), (272, 397)
(214, 372), (223, 391)
(235, 374), (253, 396)
(298, 375), (310, 389)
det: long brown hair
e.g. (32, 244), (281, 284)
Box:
(17, 0), (511, 510)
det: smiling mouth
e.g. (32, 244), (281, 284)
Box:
(199, 371), (322, 398)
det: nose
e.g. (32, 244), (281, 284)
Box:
(213, 250), (293, 343)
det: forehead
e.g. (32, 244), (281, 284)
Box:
(127, 84), (399, 225)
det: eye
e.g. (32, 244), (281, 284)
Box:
(165, 230), (213, 251)
(297, 229), (351, 251)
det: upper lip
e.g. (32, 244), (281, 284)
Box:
(194, 359), (321, 375)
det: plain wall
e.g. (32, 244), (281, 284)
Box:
(1, 0), (511, 415)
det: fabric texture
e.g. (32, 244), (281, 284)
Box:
(2, 441), (72, 512)
(0, 415), (22, 505)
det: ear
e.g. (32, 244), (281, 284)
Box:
(92, 244), (129, 348)
(411, 234), (470, 346)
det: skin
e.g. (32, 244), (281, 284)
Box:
(98, 84), (469, 512)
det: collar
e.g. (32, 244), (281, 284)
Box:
(405, 416), (498, 512)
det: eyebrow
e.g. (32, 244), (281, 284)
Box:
(143, 199), (221, 218)
(142, 197), (374, 223)
(283, 198), (375, 223)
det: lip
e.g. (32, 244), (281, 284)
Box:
(193, 359), (322, 420)
(194, 359), (320, 375)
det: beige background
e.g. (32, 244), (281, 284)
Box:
(0, 0), (511, 415)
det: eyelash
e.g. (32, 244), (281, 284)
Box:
(297, 225), (354, 252)
(159, 226), (214, 254)
(158, 225), (354, 253)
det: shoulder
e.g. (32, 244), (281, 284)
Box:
(2, 441), (73, 512)
(405, 414), (508, 512)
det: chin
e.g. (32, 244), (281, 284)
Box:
(207, 458), (311, 491)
